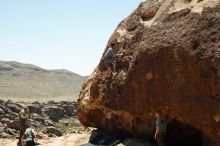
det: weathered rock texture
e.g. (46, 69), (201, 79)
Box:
(77, 0), (220, 145)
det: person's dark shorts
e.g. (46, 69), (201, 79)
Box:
(156, 132), (166, 146)
(26, 140), (36, 146)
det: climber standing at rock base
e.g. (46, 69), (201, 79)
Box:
(155, 110), (167, 146)
(18, 107), (29, 144)
(102, 42), (117, 77)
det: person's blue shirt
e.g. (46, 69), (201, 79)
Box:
(156, 117), (166, 133)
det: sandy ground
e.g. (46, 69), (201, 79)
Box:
(0, 133), (90, 146)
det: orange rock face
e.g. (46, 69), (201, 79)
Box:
(77, 0), (220, 145)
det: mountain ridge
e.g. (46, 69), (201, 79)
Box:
(0, 60), (86, 101)
(0, 60), (83, 75)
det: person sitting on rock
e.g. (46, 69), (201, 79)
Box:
(22, 124), (37, 146)
(18, 107), (29, 144)
(154, 109), (167, 146)
(102, 42), (118, 77)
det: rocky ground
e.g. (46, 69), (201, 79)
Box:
(0, 100), (156, 146)
(0, 100), (87, 140)
(0, 133), (91, 146)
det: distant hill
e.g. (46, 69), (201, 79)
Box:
(0, 61), (86, 101)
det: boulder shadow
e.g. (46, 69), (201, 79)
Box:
(166, 119), (204, 146)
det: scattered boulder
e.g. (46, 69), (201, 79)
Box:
(0, 100), (79, 138)
(7, 111), (18, 117)
(62, 105), (74, 116)
(59, 101), (70, 105)
(43, 106), (66, 119)
(7, 119), (20, 130)
(27, 104), (43, 115)
(0, 125), (5, 131)
(4, 128), (17, 136)
(72, 119), (81, 127)
(5, 113), (18, 120)
(31, 113), (45, 123)
(6, 102), (23, 113)
(0, 104), (11, 114)
(0, 132), (11, 138)
(0, 100), (4, 104)
(0, 108), (5, 115)
(44, 126), (63, 137)
(1, 118), (10, 124)
(0, 125), (18, 138)
(0, 115), (5, 120)
(44, 119), (55, 127)
(36, 132), (48, 139)
(48, 115), (60, 122)
(47, 100), (57, 105)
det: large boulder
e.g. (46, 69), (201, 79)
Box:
(77, 0), (220, 145)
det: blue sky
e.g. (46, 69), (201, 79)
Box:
(0, 0), (140, 76)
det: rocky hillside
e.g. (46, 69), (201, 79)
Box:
(78, 0), (220, 146)
(0, 61), (86, 101)
(0, 100), (84, 139)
